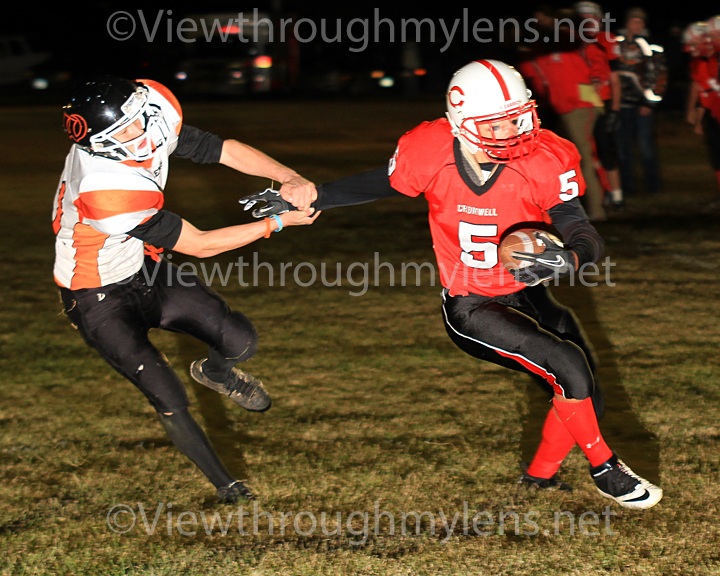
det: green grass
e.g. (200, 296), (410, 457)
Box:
(1, 100), (719, 575)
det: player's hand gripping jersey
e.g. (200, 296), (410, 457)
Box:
(52, 80), (182, 289)
(388, 119), (586, 297)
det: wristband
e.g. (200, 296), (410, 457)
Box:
(270, 214), (283, 232)
(264, 217), (273, 238)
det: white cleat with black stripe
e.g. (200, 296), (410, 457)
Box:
(590, 453), (663, 510)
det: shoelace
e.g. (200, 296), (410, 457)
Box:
(220, 480), (255, 501)
(610, 461), (642, 493)
(226, 373), (256, 397)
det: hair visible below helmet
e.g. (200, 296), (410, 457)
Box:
(62, 77), (169, 162)
(625, 7), (647, 22)
(445, 60), (540, 163)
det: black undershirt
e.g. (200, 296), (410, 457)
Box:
(127, 124), (224, 248)
(314, 166), (604, 266)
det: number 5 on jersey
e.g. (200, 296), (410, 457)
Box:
(559, 169), (580, 201)
(459, 223), (498, 269)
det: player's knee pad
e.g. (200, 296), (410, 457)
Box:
(219, 310), (258, 362)
(129, 353), (190, 413)
(546, 340), (594, 400)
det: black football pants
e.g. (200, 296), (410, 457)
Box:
(441, 284), (597, 402)
(60, 256), (258, 414)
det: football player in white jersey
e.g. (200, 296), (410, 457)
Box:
(53, 77), (318, 502)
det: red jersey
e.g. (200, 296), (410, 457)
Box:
(597, 32), (619, 57)
(582, 32), (618, 102)
(690, 56), (720, 121)
(388, 119), (585, 298)
(519, 51), (596, 115)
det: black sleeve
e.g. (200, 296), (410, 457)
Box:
(127, 210), (183, 249)
(313, 167), (404, 210)
(548, 199), (605, 266)
(173, 124), (224, 164)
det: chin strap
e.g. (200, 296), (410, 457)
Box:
(446, 112), (480, 155)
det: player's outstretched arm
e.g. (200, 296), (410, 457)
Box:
(238, 168), (405, 218)
(172, 209), (320, 258)
(219, 140), (316, 211)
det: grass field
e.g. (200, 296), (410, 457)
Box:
(1, 98), (719, 575)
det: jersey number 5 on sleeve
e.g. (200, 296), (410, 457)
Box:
(559, 169), (579, 201)
(458, 222), (498, 269)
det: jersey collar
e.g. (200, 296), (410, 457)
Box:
(453, 138), (505, 197)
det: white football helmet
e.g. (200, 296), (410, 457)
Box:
(707, 16), (720, 50)
(574, 1), (602, 19)
(445, 60), (540, 163)
(88, 84), (171, 162)
(682, 22), (713, 58)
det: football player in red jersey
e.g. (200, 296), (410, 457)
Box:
(684, 20), (720, 197)
(54, 78), (319, 503)
(243, 60), (663, 509)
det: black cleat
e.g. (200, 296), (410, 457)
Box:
(216, 480), (255, 503)
(190, 358), (271, 412)
(518, 463), (573, 491)
(590, 453), (663, 510)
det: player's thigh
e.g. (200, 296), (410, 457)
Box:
(442, 293), (593, 398)
(520, 284), (582, 338)
(61, 288), (189, 412)
(156, 267), (258, 360)
(442, 294), (556, 371)
(520, 284), (597, 373)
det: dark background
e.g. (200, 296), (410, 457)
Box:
(0, 0), (711, 107)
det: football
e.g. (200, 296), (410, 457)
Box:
(499, 228), (563, 271)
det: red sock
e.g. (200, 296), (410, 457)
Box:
(553, 397), (613, 467)
(526, 407), (576, 478)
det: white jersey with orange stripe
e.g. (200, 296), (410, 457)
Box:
(52, 81), (183, 290)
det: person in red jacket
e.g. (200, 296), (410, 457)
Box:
(575, 1), (624, 208)
(519, 22), (607, 221)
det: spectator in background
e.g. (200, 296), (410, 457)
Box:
(614, 8), (666, 196)
(575, 1), (624, 208)
(520, 11), (607, 221)
(684, 19), (720, 199)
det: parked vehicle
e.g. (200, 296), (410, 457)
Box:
(171, 13), (298, 96)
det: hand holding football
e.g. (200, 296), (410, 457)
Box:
(499, 228), (563, 272)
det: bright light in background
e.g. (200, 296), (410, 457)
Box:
(370, 70), (384, 79)
(32, 78), (49, 90)
(254, 56), (272, 68)
(378, 77), (394, 88)
(175, 72), (187, 81)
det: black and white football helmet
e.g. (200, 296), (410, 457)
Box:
(62, 77), (170, 162)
